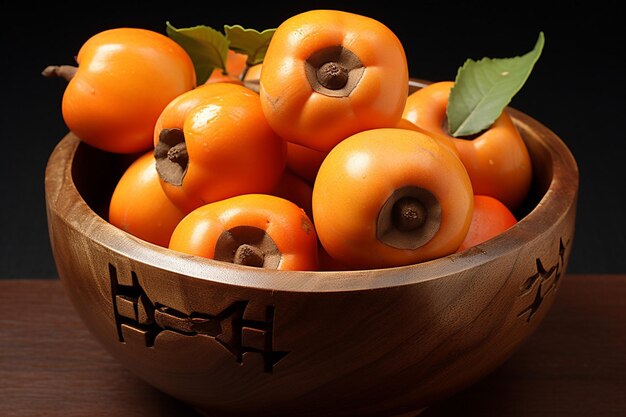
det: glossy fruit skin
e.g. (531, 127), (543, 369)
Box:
(395, 117), (459, 158)
(284, 116), (460, 187)
(62, 28), (196, 154)
(312, 128), (474, 269)
(456, 195), (517, 253)
(260, 9), (409, 153)
(169, 194), (319, 271)
(402, 81), (532, 210)
(153, 82), (287, 213)
(109, 151), (186, 247)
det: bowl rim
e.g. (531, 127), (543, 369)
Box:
(45, 82), (579, 293)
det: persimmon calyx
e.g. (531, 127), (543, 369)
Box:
(377, 186), (442, 250)
(214, 226), (281, 269)
(304, 45), (364, 97)
(155, 128), (188, 186)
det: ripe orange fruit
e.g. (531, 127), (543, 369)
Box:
(153, 83), (287, 213)
(313, 128), (473, 269)
(109, 151), (186, 247)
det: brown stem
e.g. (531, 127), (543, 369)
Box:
(392, 197), (427, 232)
(377, 186), (442, 250)
(234, 244), (265, 267)
(316, 62), (349, 90)
(41, 65), (77, 82)
(167, 142), (188, 163)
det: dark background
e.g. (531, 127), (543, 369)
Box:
(1, 1), (624, 278)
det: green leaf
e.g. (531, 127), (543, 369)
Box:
(447, 32), (545, 137)
(166, 21), (230, 85)
(224, 25), (276, 66)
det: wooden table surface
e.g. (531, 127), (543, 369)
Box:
(1, 274), (624, 417)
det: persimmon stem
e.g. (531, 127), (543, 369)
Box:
(234, 244), (265, 268)
(392, 197), (427, 232)
(377, 186), (442, 250)
(317, 62), (349, 90)
(42, 65), (77, 82)
(167, 142), (188, 163)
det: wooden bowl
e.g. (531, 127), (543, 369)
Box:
(44, 80), (578, 417)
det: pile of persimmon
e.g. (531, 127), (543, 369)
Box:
(45, 9), (543, 272)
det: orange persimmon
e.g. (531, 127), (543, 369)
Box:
(205, 51), (262, 88)
(456, 195), (518, 253)
(260, 9), (409, 153)
(109, 151), (187, 247)
(153, 82), (287, 213)
(271, 168), (313, 220)
(205, 50), (247, 85)
(317, 243), (350, 272)
(284, 117), (460, 187)
(57, 28), (196, 154)
(313, 128), (474, 269)
(395, 117), (459, 158)
(169, 194), (319, 271)
(402, 81), (532, 210)
(286, 142), (328, 185)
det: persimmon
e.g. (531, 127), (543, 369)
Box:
(402, 81), (532, 210)
(205, 50), (247, 85)
(153, 82), (287, 213)
(169, 194), (319, 271)
(317, 243), (350, 272)
(44, 28), (196, 154)
(271, 168), (313, 220)
(313, 128), (473, 269)
(456, 195), (517, 253)
(284, 118), (459, 186)
(259, 9), (408, 152)
(395, 117), (459, 158)
(286, 142), (328, 185)
(204, 51), (263, 91)
(109, 151), (186, 247)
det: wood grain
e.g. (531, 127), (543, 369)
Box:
(41, 80), (580, 416)
(40, 78), (579, 417)
(1, 275), (624, 417)
(420, 273), (626, 417)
